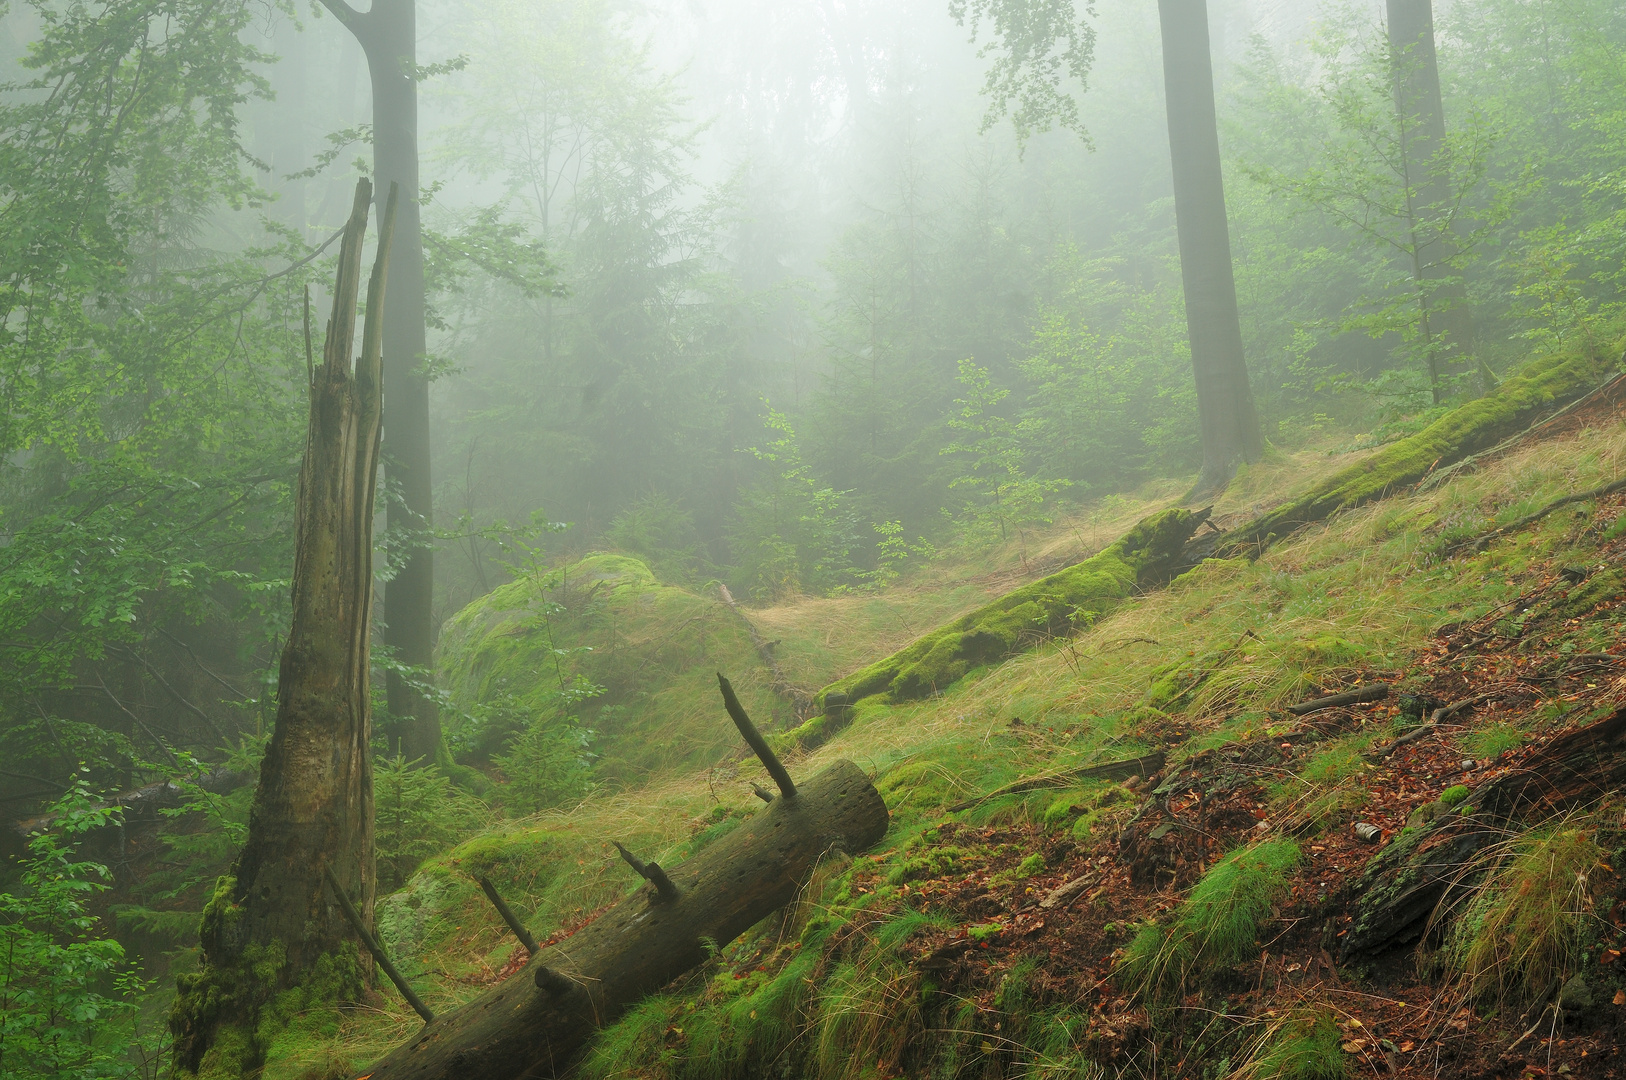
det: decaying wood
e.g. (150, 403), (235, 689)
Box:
(1419, 369), (1626, 492)
(1443, 475), (1626, 556)
(1287, 683), (1390, 716)
(350, 687), (889, 1080)
(1341, 705), (1626, 960)
(479, 876), (540, 955)
(174, 180), (398, 1073)
(946, 753), (1167, 814)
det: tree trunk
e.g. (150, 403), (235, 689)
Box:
(1157, 0), (1262, 497)
(352, 758), (890, 1080)
(1387, 0), (1475, 398)
(318, 0), (440, 764)
(1341, 705), (1626, 960)
(172, 180), (396, 1076)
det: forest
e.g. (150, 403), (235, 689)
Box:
(4, 0), (1626, 1077)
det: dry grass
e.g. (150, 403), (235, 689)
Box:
(284, 413), (1626, 1078)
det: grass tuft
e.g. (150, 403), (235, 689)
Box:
(1121, 841), (1300, 999)
(1235, 1012), (1346, 1080)
(1447, 823), (1610, 1007)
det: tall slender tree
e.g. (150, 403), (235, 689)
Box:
(1157, 0), (1262, 493)
(953, 0), (1260, 495)
(315, 0), (440, 762)
(1386, 0), (1476, 395)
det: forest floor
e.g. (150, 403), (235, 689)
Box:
(264, 391), (1626, 1080)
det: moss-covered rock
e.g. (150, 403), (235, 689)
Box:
(437, 552), (778, 779)
(1219, 344), (1619, 555)
(807, 508), (1206, 711)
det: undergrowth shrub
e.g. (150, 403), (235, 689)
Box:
(1121, 841), (1300, 1000)
(0, 777), (166, 1079)
(374, 754), (490, 892)
(1446, 824), (1609, 1007)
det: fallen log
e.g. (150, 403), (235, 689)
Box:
(1341, 705), (1626, 961)
(1212, 343), (1620, 558)
(1286, 683), (1390, 716)
(352, 684), (889, 1080)
(945, 752), (1166, 813)
(804, 508), (1207, 719)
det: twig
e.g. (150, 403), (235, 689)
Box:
(1287, 683), (1391, 716)
(1445, 476), (1626, 556)
(324, 866), (434, 1023)
(946, 752), (1166, 813)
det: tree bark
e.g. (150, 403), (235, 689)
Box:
(352, 758), (890, 1080)
(1387, 0), (1475, 398)
(172, 180), (396, 1074)
(1157, 0), (1262, 497)
(1341, 705), (1626, 960)
(318, 0), (440, 764)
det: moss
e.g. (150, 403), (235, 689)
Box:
(1448, 826), (1609, 1007)
(172, 928), (365, 1079)
(812, 509), (1205, 712)
(1219, 343), (1618, 555)
(436, 552), (776, 780)
(1437, 784), (1471, 809)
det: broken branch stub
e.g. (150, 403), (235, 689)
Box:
(352, 758), (888, 1080)
(718, 672), (796, 798)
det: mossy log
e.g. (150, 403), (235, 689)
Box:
(809, 508), (1208, 713)
(1215, 344), (1619, 557)
(352, 758), (889, 1080)
(1340, 705), (1626, 960)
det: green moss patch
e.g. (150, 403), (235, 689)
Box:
(437, 552), (778, 779)
(1219, 344), (1618, 554)
(809, 508), (1205, 711)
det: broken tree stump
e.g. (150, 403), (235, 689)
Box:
(352, 708), (889, 1079)
(1341, 705), (1626, 960)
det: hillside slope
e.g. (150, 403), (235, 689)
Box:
(284, 393), (1626, 1080)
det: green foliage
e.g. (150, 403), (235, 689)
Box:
(1448, 826), (1608, 1007)
(374, 755), (490, 891)
(732, 407), (862, 599)
(0, 776), (165, 1079)
(948, 0), (1096, 146)
(942, 358), (1071, 550)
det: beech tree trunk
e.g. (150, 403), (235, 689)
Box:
(352, 758), (890, 1080)
(1341, 705), (1626, 960)
(1157, 0), (1262, 496)
(317, 0), (440, 764)
(1387, 0), (1475, 399)
(173, 180), (396, 1074)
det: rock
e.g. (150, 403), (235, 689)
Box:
(1461, 759), (1477, 772)
(1254, 819), (1271, 832)
(1560, 974), (1593, 1011)
(1353, 822), (1382, 843)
